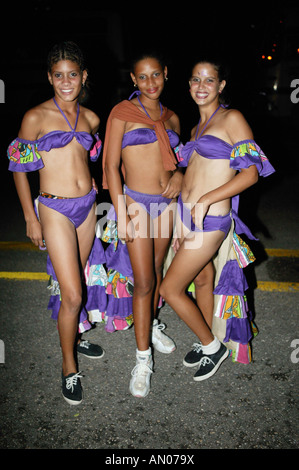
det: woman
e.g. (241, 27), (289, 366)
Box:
(103, 53), (182, 397)
(160, 59), (275, 381)
(8, 41), (105, 405)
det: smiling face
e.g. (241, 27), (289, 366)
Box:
(130, 57), (167, 101)
(189, 62), (226, 107)
(48, 60), (87, 102)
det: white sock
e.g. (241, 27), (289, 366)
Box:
(136, 347), (151, 357)
(201, 337), (221, 355)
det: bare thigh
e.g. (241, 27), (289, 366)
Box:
(39, 202), (96, 293)
(126, 197), (175, 280)
(164, 229), (225, 293)
(152, 201), (175, 270)
(126, 196), (154, 285)
(76, 202), (97, 267)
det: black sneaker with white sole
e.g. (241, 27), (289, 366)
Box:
(193, 343), (229, 381)
(62, 372), (83, 405)
(183, 342), (203, 367)
(76, 340), (105, 359)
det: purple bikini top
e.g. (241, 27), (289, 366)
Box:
(121, 91), (180, 150)
(7, 97), (102, 172)
(122, 127), (180, 149)
(177, 105), (275, 178)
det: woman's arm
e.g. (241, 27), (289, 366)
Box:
(162, 113), (183, 198)
(13, 108), (44, 247)
(191, 110), (259, 226)
(104, 117), (134, 242)
(13, 172), (44, 248)
(193, 165), (258, 224)
(83, 106), (100, 134)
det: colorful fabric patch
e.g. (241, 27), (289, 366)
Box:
(102, 219), (118, 248)
(7, 138), (44, 172)
(230, 140), (275, 177)
(232, 232), (256, 268)
(89, 134), (102, 161)
(214, 294), (248, 320)
(173, 142), (184, 163)
(106, 269), (133, 298)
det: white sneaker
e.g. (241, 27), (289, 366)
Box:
(152, 319), (176, 354)
(129, 350), (153, 398)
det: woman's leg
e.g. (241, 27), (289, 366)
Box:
(39, 204), (83, 377)
(126, 230), (155, 352)
(126, 199), (176, 349)
(125, 211), (155, 397)
(160, 230), (225, 345)
(75, 202), (106, 360)
(161, 215), (230, 381)
(149, 202), (177, 354)
(152, 201), (175, 315)
(76, 202), (97, 268)
(193, 261), (215, 329)
(40, 202), (97, 377)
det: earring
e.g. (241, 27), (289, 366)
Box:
(165, 76), (168, 81)
(134, 83), (138, 87)
(82, 82), (85, 87)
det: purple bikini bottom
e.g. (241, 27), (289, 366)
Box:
(177, 194), (231, 235)
(123, 184), (173, 219)
(36, 188), (96, 228)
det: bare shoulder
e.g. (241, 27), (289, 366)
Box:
(169, 112), (180, 134)
(224, 108), (247, 125)
(223, 108), (254, 143)
(18, 100), (51, 140)
(80, 105), (100, 133)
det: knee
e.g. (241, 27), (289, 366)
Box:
(193, 268), (214, 290)
(133, 277), (155, 298)
(159, 278), (172, 302)
(61, 288), (82, 314)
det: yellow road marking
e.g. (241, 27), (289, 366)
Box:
(1, 242), (299, 257)
(0, 242), (40, 251)
(257, 281), (299, 292)
(1, 243), (298, 290)
(0, 272), (48, 281)
(265, 248), (299, 257)
(0, 272), (299, 292)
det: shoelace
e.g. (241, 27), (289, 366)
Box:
(153, 323), (167, 338)
(78, 340), (90, 350)
(191, 342), (203, 353)
(198, 356), (215, 368)
(131, 362), (153, 378)
(65, 372), (83, 392)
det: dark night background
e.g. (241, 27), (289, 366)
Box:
(1, 0), (299, 210)
(0, 1), (299, 451)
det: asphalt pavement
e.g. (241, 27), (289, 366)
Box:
(0, 116), (298, 454)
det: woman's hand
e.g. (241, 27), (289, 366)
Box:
(91, 177), (98, 193)
(118, 216), (135, 243)
(191, 197), (210, 231)
(26, 219), (45, 249)
(171, 236), (180, 253)
(161, 171), (183, 199)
